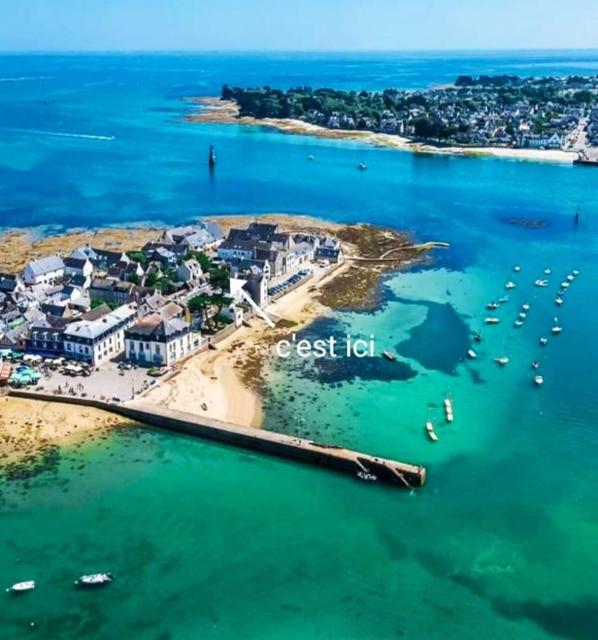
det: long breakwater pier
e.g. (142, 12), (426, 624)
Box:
(9, 391), (426, 489)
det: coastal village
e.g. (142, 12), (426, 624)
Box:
(221, 74), (598, 155)
(0, 218), (344, 398)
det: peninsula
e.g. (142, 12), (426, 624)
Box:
(187, 74), (598, 162)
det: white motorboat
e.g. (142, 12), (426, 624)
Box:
(382, 351), (396, 362)
(494, 356), (509, 366)
(513, 265), (521, 272)
(356, 471), (377, 482)
(567, 274), (574, 281)
(514, 320), (524, 328)
(467, 349), (478, 359)
(534, 279), (549, 287)
(307, 154), (315, 161)
(444, 398), (454, 423)
(6, 581), (36, 593)
(561, 281), (570, 289)
(484, 317), (500, 325)
(425, 420), (438, 442)
(544, 268), (552, 275)
(486, 302), (499, 310)
(498, 295), (510, 303)
(75, 573), (113, 587)
(357, 162), (367, 171)
(519, 312), (527, 320)
(572, 269), (580, 276)
(522, 304), (530, 311)
(539, 337), (548, 346)
(505, 281), (516, 289)
(531, 361), (540, 370)
(552, 325), (563, 335)
(555, 297), (563, 306)
(534, 375), (544, 387)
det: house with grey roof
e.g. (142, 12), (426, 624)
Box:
(23, 255), (65, 286)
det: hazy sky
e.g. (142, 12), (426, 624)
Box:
(1, 0), (597, 52)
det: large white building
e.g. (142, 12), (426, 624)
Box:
(23, 255), (65, 286)
(124, 314), (198, 367)
(63, 304), (137, 366)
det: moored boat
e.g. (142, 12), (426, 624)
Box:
(356, 471), (377, 482)
(534, 279), (549, 287)
(486, 302), (499, 310)
(494, 356), (509, 366)
(75, 573), (113, 587)
(513, 265), (521, 272)
(531, 361), (540, 370)
(522, 303), (530, 311)
(539, 337), (548, 346)
(555, 297), (563, 306)
(514, 320), (524, 328)
(505, 281), (516, 289)
(357, 162), (367, 171)
(444, 398), (454, 423)
(484, 317), (500, 325)
(6, 581), (36, 594)
(534, 375), (544, 387)
(425, 420), (438, 442)
(467, 349), (477, 359)
(382, 351), (396, 362)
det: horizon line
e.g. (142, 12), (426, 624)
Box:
(2, 47), (598, 55)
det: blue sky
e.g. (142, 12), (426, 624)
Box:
(1, 0), (597, 51)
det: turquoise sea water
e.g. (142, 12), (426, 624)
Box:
(1, 52), (598, 639)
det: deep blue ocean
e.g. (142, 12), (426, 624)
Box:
(1, 51), (598, 640)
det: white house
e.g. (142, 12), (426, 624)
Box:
(124, 314), (199, 367)
(176, 258), (203, 283)
(23, 255), (65, 286)
(63, 304), (137, 366)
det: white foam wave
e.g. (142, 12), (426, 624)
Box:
(0, 127), (115, 141)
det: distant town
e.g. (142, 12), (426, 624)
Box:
(0, 219), (343, 391)
(222, 75), (598, 152)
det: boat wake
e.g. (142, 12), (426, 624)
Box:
(0, 75), (54, 82)
(0, 127), (116, 141)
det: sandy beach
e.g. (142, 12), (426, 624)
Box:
(0, 395), (132, 467)
(187, 97), (577, 164)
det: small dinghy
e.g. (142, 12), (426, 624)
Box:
(539, 337), (548, 346)
(519, 312), (527, 320)
(425, 420), (438, 442)
(555, 297), (563, 306)
(498, 295), (510, 304)
(567, 274), (574, 282)
(473, 333), (482, 343)
(485, 317), (500, 325)
(505, 281), (516, 289)
(544, 268), (552, 275)
(513, 265), (521, 272)
(6, 581), (36, 594)
(514, 320), (524, 328)
(552, 325), (563, 335)
(356, 471), (377, 482)
(486, 302), (500, 310)
(357, 162), (367, 171)
(382, 351), (396, 362)
(572, 269), (580, 276)
(561, 281), (570, 289)
(535, 279), (549, 287)
(467, 349), (478, 359)
(522, 303), (530, 311)
(494, 356), (509, 366)
(534, 375), (544, 387)
(531, 361), (540, 370)
(75, 573), (113, 588)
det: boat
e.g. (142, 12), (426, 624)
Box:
(534, 375), (544, 387)
(444, 398), (454, 423)
(467, 349), (478, 359)
(75, 573), (113, 587)
(567, 274), (574, 282)
(357, 162), (367, 171)
(307, 154), (315, 161)
(498, 295), (510, 303)
(6, 581), (36, 593)
(382, 351), (396, 362)
(505, 281), (516, 289)
(356, 471), (377, 482)
(494, 356), (509, 366)
(557, 289), (566, 296)
(425, 420), (438, 442)
(555, 297), (563, 306)
(552, 325), (563, 335)
(514, 320), (524, 328)
(484, 317), (500, 325)
(473, 333), (482, 343)
(531, 361), (540, 370)
(513, 265), (521, 272)
(486, 302), (499, 310)
(208, 145), (216, 169)
(572, 269), (580, 276)
(534, 279), (549, 287)
(519, 312), (527, 319)
(539, 337), (548, 346)
(522, 304), (530, 311)
(561, 282), (570, 289)
(544, 268), (552, 275)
